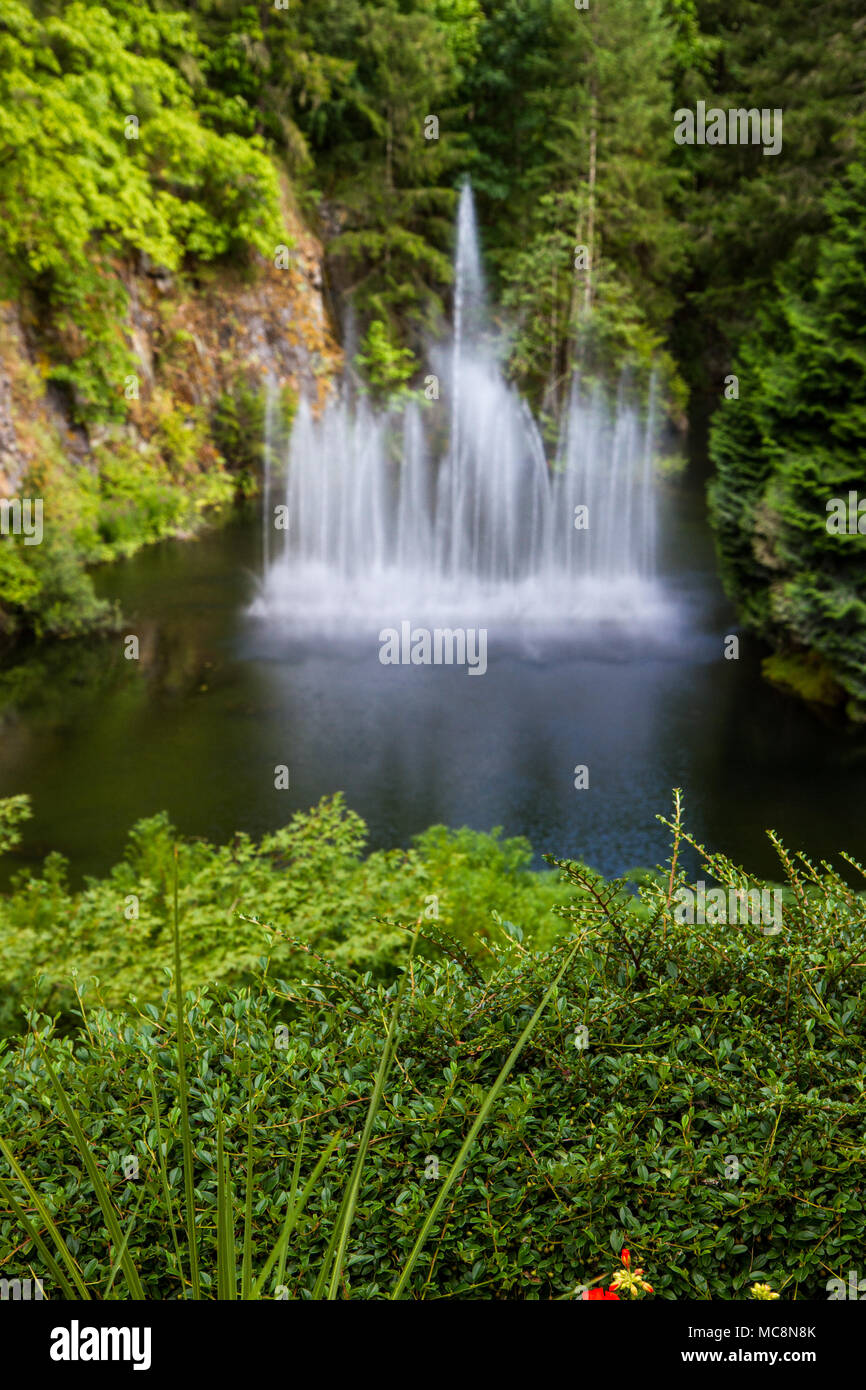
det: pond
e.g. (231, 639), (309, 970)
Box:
(1, 477), (864, 890)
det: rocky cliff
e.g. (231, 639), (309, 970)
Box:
(0, 193), (340, 500)
(0, 189), (341, 643)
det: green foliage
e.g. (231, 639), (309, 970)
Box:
(0, 795), (31, 857)
(211, 375), (297, 487)
(303, 0), (462, 335)
(355, 320), (419, 405)
(187, 0), (466, 339)
(3, 0), (863, 423)
(465, 0), (687, 417)
(501, 191), (686, 429)
(212, 379), (267, 475)
(0, 794), (863, 1299)
(0, 531), (115, 641)
(0, 0), (284, 423)
(431, 0), (483, 76)
(0, 419), (235, 639)
(708, 150), (866, 720)
(0, 793), (569, 1033)
(677, 0), (866, 393)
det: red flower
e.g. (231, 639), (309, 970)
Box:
(585, 1286), (620, 1300)
(621, 1249), (631, 1268)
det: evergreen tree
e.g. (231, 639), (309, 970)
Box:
(676, 0), (866, 407)
(709, 149), (866, 718)
(492, 0), (686, 417)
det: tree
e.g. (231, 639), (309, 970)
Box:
(355, 319), (419, 406)
(709, 148), (866, 718)
(287, 0), (469, 342)
(674, 0), (866, 412)
(0, 0), (283, 421)
(491, 0), (686, 416)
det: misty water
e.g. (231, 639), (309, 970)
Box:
(259, 186), (663, 630)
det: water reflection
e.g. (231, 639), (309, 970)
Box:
(0, 503), (864, 888)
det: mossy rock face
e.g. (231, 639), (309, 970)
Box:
(762, 651), (847, 709)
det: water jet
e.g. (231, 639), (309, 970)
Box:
(254, 183), (667, 636)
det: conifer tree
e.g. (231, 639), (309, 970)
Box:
(709, 149), (866, 718)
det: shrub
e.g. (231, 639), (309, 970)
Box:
(0, 794), (569, 1033)
(0, 793), (863, 1299)
(212, 379), (267, 476)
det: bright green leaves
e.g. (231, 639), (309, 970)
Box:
(354, 319), (419, 406)
(0, 0), (283, 422)
(0, 794), (32, 857)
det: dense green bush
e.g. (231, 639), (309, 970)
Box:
(0, 530), (115, 642)
(354, 320), (420, 406)
(0, 793), (569, 1034)
(0, 429), (235, 641)
(0, 794), (863, 1299)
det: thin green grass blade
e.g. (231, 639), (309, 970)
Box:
(274, 1126), (306, 1292)
(216, 1109), (237, 1301)
(0, 1175), (77, 1298)
(251, 1129), (342, 1299)
(104, 1175), (151, 1298)
(323, 982), (406, 1299)
(390, 933), (586, 1300)
(172, 848), (200, 1299)
(216, 1114), (225, 1300)
(322, 930), (419, 1300)
(34, 1048), (146, 1299)
(147, 1062), (187, 1292)
(0, 1155), (86, 1299)
(241, 1045), (255, 1300)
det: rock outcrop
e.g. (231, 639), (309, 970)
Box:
(0, 191), (340, 496)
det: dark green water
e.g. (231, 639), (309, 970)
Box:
(1, 487), (865, 888)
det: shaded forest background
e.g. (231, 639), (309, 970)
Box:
(1, 0), (865, 714)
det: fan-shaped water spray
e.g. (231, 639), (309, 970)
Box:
(254, 183), (666, 631)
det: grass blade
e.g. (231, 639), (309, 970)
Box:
(104, 1176), (151, 1298)
(251, 1129), (342, 1299)
(0, 1146), (87, 1299)
(172, 847), (200, 1299)
(321, 930), (419, 1300)
(241, 1045), (255, 1300)
(34, 1047), (146, 1299)
(147, 1062), (187, 1293)
(391, 932), (585, 1299)
(216, 1109), (236, 1301)
(274, 1126), (306, 1293)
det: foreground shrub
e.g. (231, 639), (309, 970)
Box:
(0, 793), (569, 1033)
(0, 794), (863, 1299)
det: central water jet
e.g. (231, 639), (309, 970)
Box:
(255, 183), (666, 632)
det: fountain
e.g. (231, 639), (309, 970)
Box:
(254, 183), (667, 634)
(262, 371), (278, 576)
